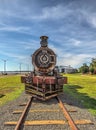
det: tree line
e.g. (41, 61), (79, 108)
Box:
(79, 58), (96, 74)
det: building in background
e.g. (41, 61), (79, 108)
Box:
(55, 65), (77, 73)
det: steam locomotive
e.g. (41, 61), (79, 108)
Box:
(21, 36), (67, 100)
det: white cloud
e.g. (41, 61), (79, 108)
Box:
(19, 40), (40, 50)
(88, 13), (96, 28)
(0, 2), (72, 22)
(0, 50), (25, 59)
(57, 54), (93, 68)
(69, 39), (81, 46)
(79, 9), (96, 28)
(49, 44), (94, 68)
(0, 25), (30, 32)
(31, 4), (72, 20)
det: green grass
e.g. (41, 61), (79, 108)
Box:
(0, 74), (96, 116)
(0, 75), (24, 106)
(63, 73), (96, 116)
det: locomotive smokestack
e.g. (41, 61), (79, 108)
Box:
(40, 36), (48, 47)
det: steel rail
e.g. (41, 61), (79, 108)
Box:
(4, 96), (93, 129)
(14, 96), (33, 130)
(56, 96), (78, 130)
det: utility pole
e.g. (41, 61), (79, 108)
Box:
(19, 63), (22, 74)
(27, 64), (29, 72)
(2, 59), (8, 74)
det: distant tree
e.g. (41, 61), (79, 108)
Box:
(90, 67), (94, 74)
(91, 58), (96, 68)
(89, 58), (96, 74)
(79, 58), (96, 74)
(79, 63), (89, 74)
(89, 63), (94, 74)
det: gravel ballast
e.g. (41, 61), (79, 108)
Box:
(0, 92), (96, 130)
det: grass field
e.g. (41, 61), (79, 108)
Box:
(0, 74), (96, 116)
(63, 73), (96, 116)
(0, 75), (24, 106)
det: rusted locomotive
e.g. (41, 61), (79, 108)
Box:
(21, 36), (67, 100)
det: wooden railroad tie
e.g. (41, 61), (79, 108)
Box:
(4, 96), (94, 130)
(4, 119), (93, 126)
(12, 109), (77, 114)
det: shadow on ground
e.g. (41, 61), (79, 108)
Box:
(60, 84), (96, 115)
(0, 94), (5, 98)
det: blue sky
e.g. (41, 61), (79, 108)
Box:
(0, 0), (96, 71)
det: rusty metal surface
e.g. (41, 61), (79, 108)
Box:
(22, 75), (67, 85)
(33, 76), (56, 84)
(21, 36), (68, 100)
(32, 47), (56, 74)
(21, 76), (27, 83)
(32, 36), (56, 74)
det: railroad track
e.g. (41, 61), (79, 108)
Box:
(4, 96), (93, 130)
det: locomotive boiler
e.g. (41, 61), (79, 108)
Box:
(21, 36), (67, 100)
